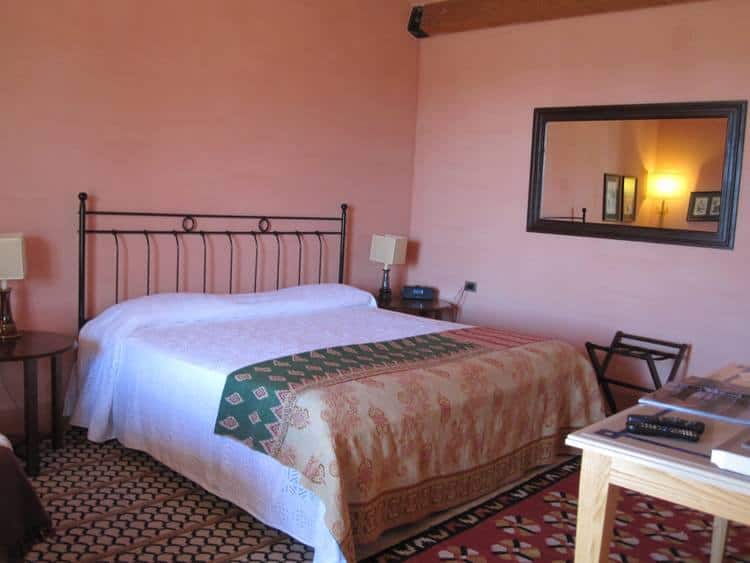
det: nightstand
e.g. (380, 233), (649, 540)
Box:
(377, 297), (456, 321)
(0, 332), (76, 476)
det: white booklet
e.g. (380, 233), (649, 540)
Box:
(711, 427), (750, 476)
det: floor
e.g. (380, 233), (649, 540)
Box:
(15, 429), (561, 562)
(21, 429), (314, 562)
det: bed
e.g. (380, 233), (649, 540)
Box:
(67, 195), (605, 562)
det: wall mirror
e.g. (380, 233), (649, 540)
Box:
(527, 101), (746, 248)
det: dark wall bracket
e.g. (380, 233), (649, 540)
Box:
(408, 6), (429, 38)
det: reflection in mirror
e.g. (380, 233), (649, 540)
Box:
(541, 118), (726, 232)
(527, 101), (746, 249)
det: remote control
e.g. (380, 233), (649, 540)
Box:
(627, 414), (705, 434)
(626, 420), (702, 442)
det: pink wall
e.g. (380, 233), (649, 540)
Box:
(646, 118), (726, 230)
(407, 0), (749, 381)
(0, 0), (418, 431)
(3, 0), (748, 433)
(542, 118), (725, 231)
(542, 120), (657, 222)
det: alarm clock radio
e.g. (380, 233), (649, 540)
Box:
(401, 285), (435, 300)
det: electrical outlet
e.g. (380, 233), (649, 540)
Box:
(464, 280), (477, 292)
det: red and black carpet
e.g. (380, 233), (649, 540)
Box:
(23, 431), (750, 562)
(365, 458), (750, 562)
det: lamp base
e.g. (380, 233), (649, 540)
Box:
(0, 287), (21, 341)
(0, 329), (21, 341)
(378, 267), (392, 305)
(378, 287), (392, 305)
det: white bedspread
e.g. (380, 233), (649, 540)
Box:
(66, 284), (461, 562)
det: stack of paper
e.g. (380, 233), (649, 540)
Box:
(711, 428), (750, 476)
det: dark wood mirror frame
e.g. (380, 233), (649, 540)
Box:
(526, 100), (747, 249)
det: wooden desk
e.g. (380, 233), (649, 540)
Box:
(566, 405), (750, 563)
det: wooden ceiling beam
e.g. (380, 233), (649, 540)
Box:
(408, 0), (713, 38)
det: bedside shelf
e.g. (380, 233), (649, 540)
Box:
(377, 297), (456, 321)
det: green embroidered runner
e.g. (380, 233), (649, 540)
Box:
(214, 332), (477, 455)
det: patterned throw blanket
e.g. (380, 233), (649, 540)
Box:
(215, 328), (603, 562)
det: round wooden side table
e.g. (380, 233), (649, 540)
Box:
(0, 332), (76, 476)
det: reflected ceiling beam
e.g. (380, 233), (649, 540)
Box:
(408, 0), (712, 38)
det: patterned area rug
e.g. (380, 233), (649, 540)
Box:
(364, 458), (750, 562)
(25, 429), (314, 562)
(24, 430), (750, 562)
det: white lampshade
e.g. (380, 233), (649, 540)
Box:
(370, 234), (407, 267)
(0, 234), (26, 281)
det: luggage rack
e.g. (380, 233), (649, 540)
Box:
(586, 331), (689, 414)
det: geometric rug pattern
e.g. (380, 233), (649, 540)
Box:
(364, 458), (750, 563)
(23, 431), (750, 562)
(24, 429), (314, 562)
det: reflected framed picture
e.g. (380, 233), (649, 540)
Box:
(687, 190), (721, 222)
(602, 173), (622, 222)
(621, 176), (637, 222)
(709, 194), (722, 217)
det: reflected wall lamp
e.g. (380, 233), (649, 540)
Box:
(648, 173), (684, 227)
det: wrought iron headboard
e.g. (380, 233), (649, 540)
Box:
(541, 208), (587, 223)
(77, 192), (348, 329)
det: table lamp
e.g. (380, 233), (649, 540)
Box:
(0, 234), (26, 340)
(370, 234), (407, 303)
